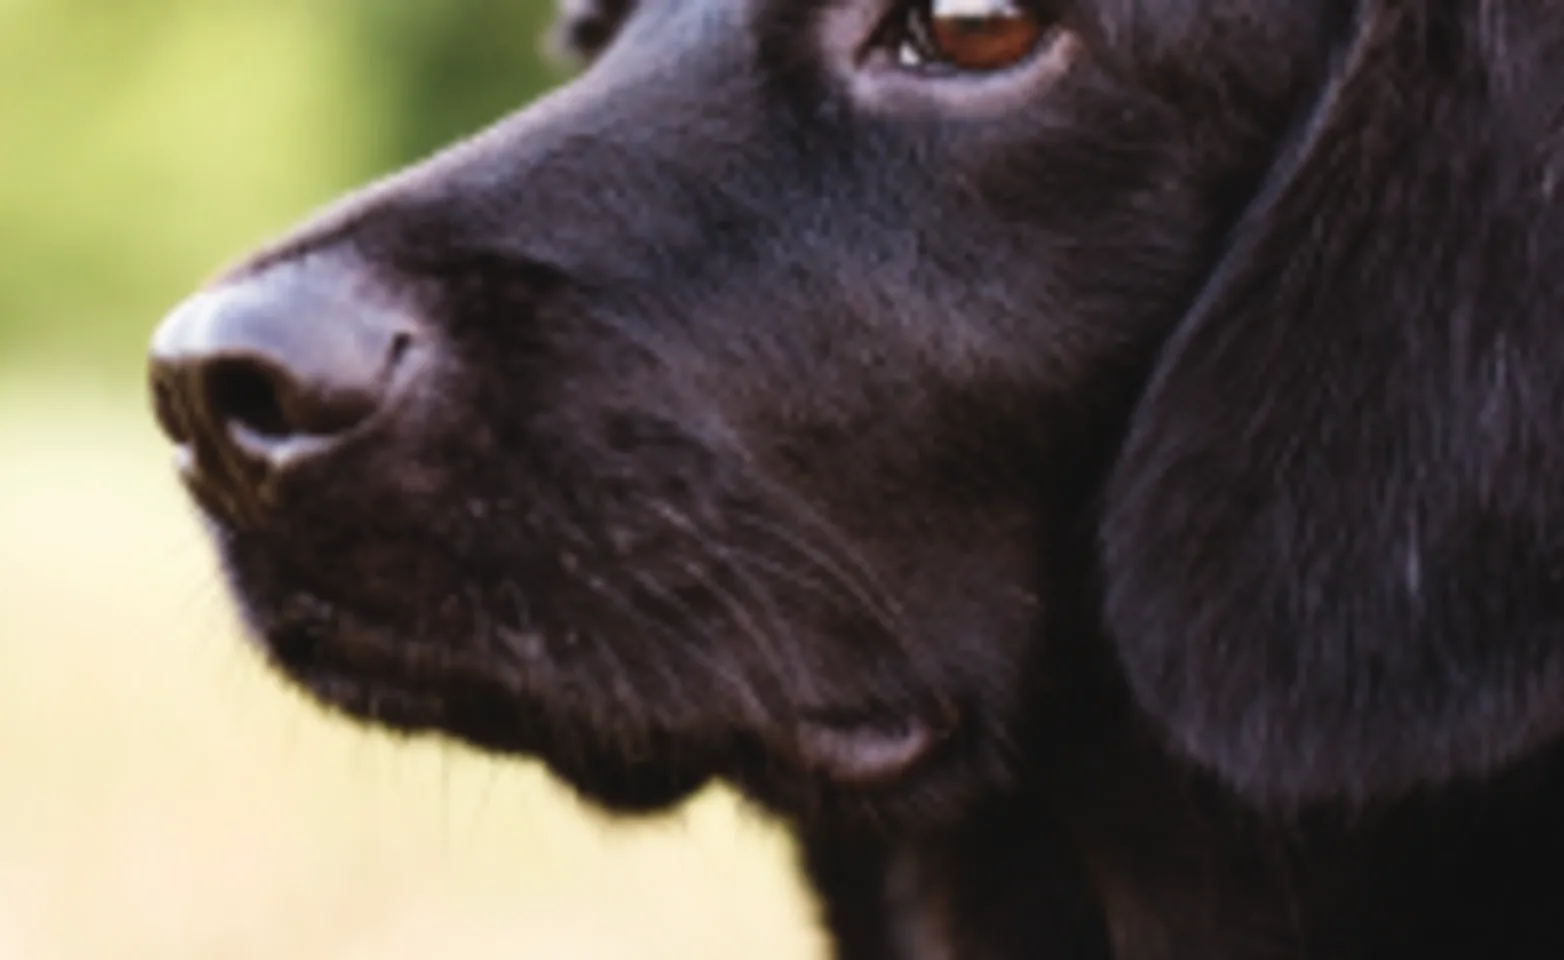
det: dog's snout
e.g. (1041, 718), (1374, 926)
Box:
(148, 259), (419, 516)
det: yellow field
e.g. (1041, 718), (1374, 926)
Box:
(0, 377), (825, 960)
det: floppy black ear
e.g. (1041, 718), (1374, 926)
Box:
(1101, 1), (1564, 806)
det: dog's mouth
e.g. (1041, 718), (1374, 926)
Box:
(247, 577), (955, 802)
(255, 596), (545, 752)
(247, 590), (720, 814)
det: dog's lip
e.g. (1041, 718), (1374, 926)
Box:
(262, 608), (549, 751)
(256, 592), (954, 790)
(261, 598), (499, 695)
(265, 621), (459, 731)
(292, 664), (451, 729)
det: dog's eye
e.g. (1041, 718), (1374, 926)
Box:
(896, 0), (1052, 73)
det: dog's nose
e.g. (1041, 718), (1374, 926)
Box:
(148, 260), (416, 517)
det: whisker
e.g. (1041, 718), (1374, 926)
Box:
(731, 493), (958, 717)
(645, 502), (804, 696)
(728, 481), (905, 630)
(601, 565), (774, 726)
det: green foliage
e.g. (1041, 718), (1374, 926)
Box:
(0, 0), (563, 388)
(343, 0), (561, 161)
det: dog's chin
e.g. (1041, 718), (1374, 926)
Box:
(248, 602), (715, 814)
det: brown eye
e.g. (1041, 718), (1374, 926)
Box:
(899, 0), (1049, 73)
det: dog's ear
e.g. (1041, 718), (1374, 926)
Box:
(1101, 2), (1564, 806)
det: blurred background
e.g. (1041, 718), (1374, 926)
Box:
(0, 1), (824, 957)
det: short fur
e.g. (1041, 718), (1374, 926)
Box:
(152, 1), (1564, 957)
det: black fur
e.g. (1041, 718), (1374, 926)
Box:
(1102, 1), (1564, 806)
(151, 0), (1564, 957)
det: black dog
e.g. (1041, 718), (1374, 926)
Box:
(147, 1), (1564, 957)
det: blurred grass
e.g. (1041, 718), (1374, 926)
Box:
(0, 0), (560, 383)
(0, 1), (825, 957)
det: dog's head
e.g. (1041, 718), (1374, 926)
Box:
(148, 0), (1564, 827)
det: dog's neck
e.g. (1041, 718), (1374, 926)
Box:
(797, 693), (1564, 960)
(797, 791), (1110, 960)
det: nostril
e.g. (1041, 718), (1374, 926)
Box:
(151, 370), (192, 446)
(389, 330), (414, 370)
(149, 258), (424, 507)
(204, 358), (293, 440)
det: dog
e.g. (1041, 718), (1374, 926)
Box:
(147, 1), (1564, 957)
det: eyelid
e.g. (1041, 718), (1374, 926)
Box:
(850, 11), (1080, 117)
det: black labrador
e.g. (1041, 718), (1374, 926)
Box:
(147, 1), (1564, 957)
